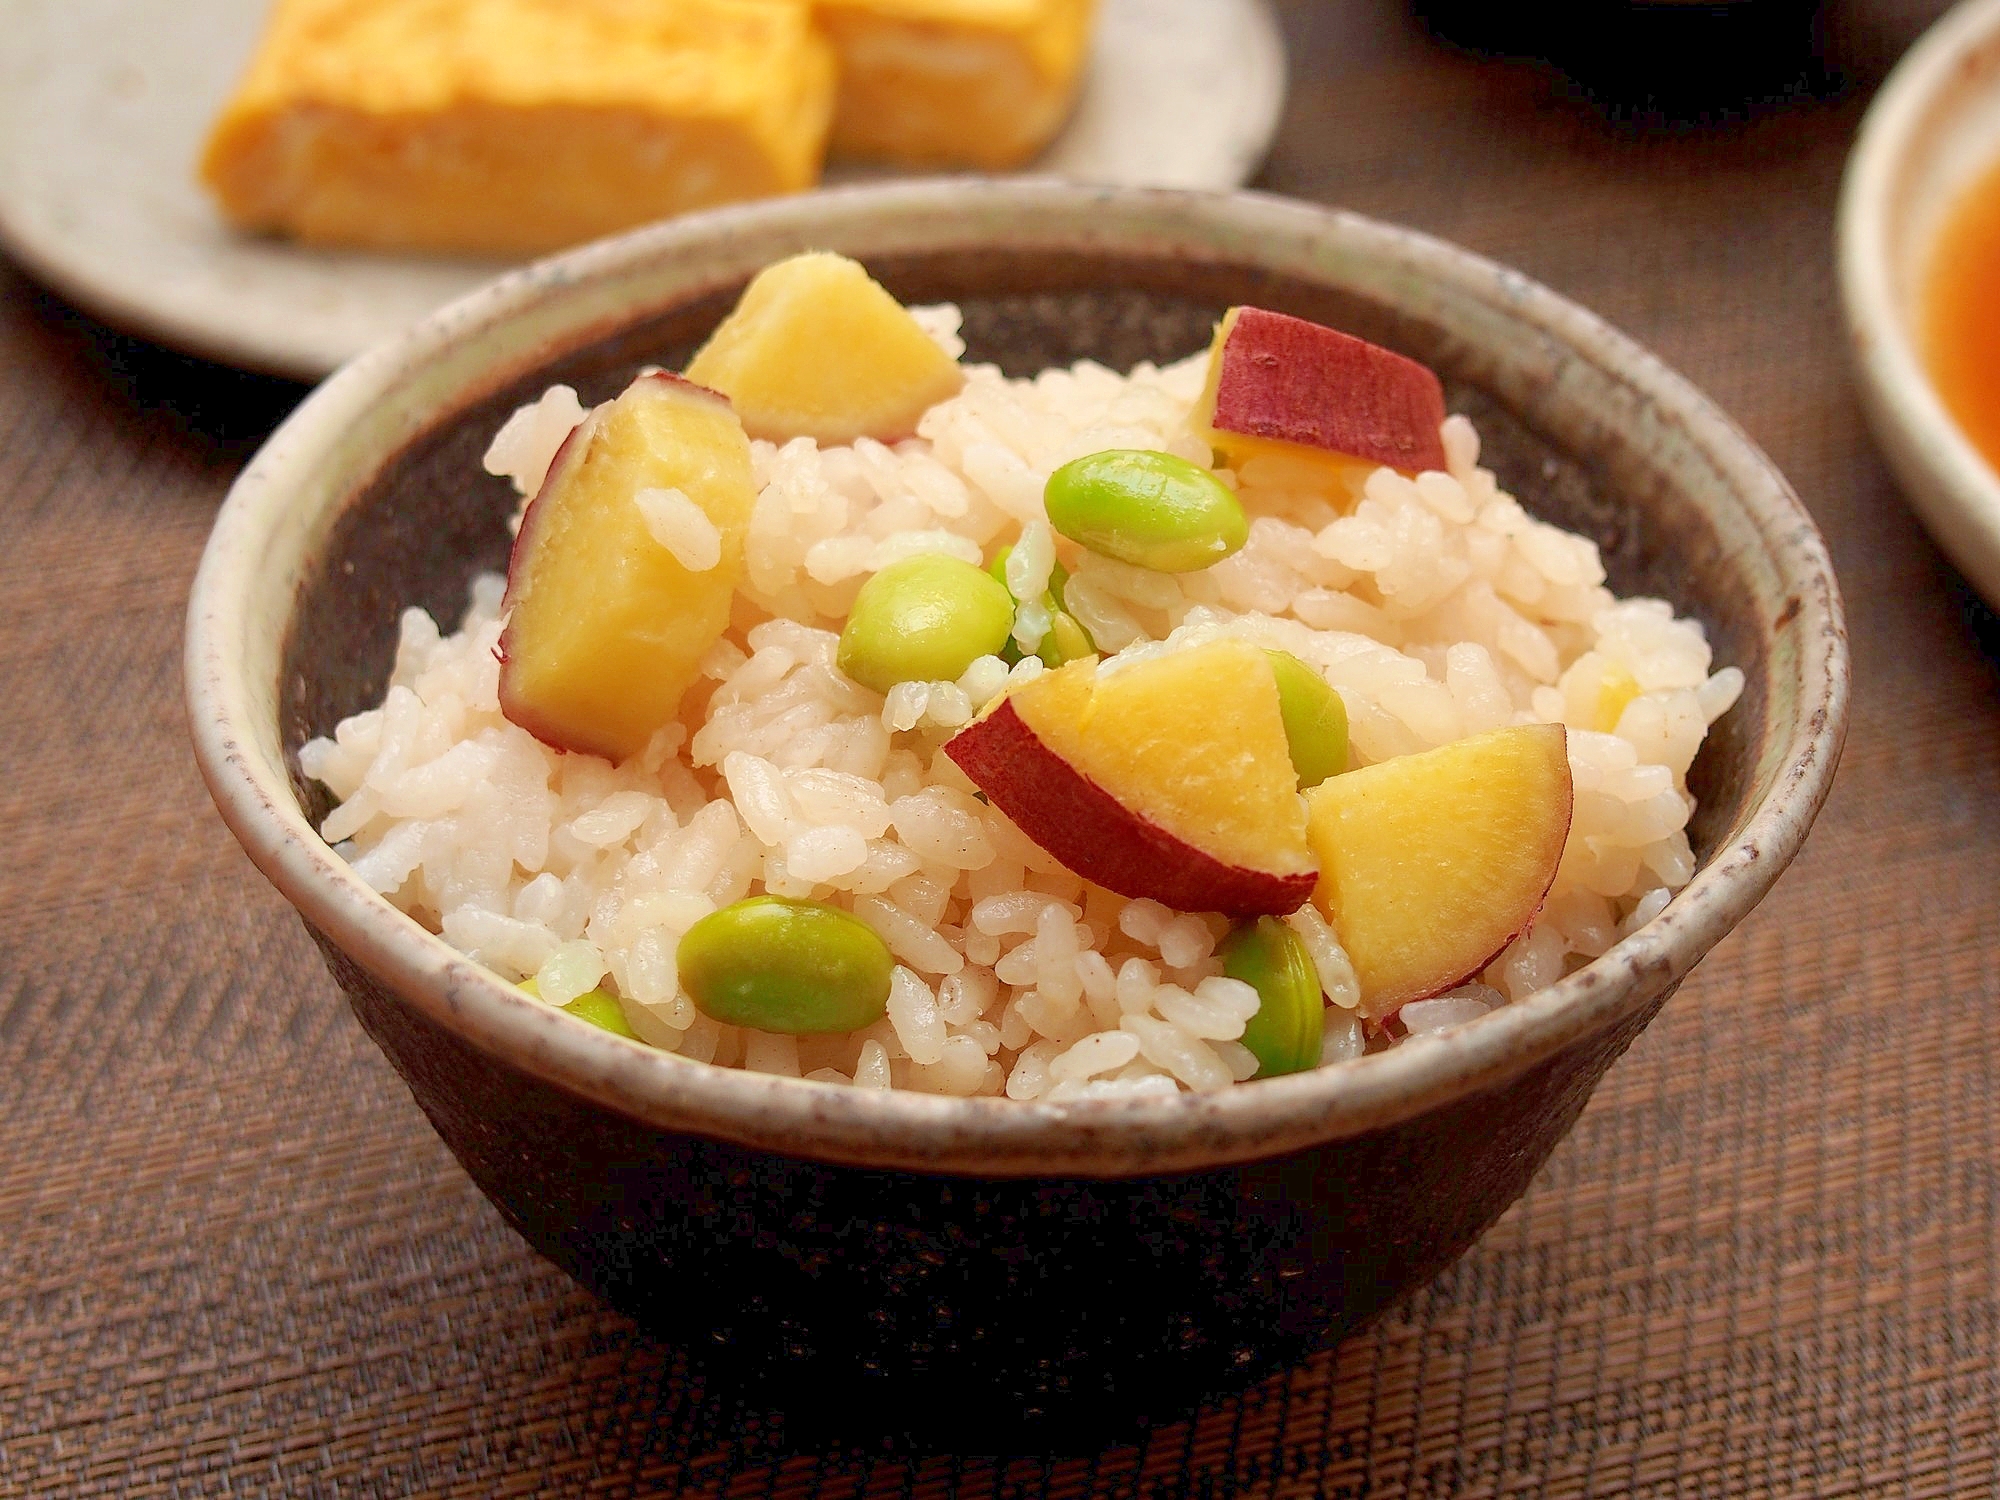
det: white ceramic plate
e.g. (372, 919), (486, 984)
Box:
(0, 0), (1286, 381)
(1839, 0), (2000, 608)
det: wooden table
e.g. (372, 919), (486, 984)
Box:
(4, 2), (1996, 1492)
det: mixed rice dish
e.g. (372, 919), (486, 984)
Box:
(302, 253), (1742, 1101)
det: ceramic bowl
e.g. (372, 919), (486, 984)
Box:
(1840, 0), (2000, 608)
(187, 180), (1846, 1444)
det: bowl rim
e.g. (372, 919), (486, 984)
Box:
(1837, 0), (2000, 607)
(186, 179), (1847, 1178)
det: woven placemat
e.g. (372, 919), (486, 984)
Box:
(4, 2), (1997, 1492)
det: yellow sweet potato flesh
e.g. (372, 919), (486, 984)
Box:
(684, 252), (965, 443)
(1012, 640), (1315, 885)
(1304, 723), (1574, 1018)
(499, 376), (754, 762)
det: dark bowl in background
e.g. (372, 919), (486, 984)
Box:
(1415, 0), (1834, 121)
(187, 182), (1846, 1447)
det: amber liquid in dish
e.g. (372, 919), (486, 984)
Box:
(1921, 155), (2000, 474)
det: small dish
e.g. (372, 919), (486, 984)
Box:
(0, 0), (1285, 381)
(186, 181), (1846, 1443)
(1839, 0), (2000, 608)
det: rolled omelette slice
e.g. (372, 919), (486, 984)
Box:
(200, 0), (836, 257)
(816, 0), (1096, 169)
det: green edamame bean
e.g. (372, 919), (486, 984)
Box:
(989, 544), (1096, 667)
(1038, 611), (1096, 667)
(838, 554), (1016, 694)
(1044, 449), (1248, 572)
(562, 988), (641, 1039)
(518, 978), (641, 1041)
(677, 896), (894, 1034)
(1221, 917), (1325, 1078)
(1266, 650), (1348, 789)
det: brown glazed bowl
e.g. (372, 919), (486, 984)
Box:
(186, 181), (1846, 1446)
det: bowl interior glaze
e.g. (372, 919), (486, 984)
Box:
(286, 254), (1764, 919)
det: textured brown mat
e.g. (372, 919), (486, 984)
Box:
(3, 1), (1998, 1493)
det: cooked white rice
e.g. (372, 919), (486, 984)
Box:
(302, 307), (1742, 1099)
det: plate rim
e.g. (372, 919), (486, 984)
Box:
(0, 0), (1289, 381)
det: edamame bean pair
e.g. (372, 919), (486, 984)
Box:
(836, 448), (1250, 695)
(522, 904), (897, 1039)
(645, 897), (1325, 1079)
